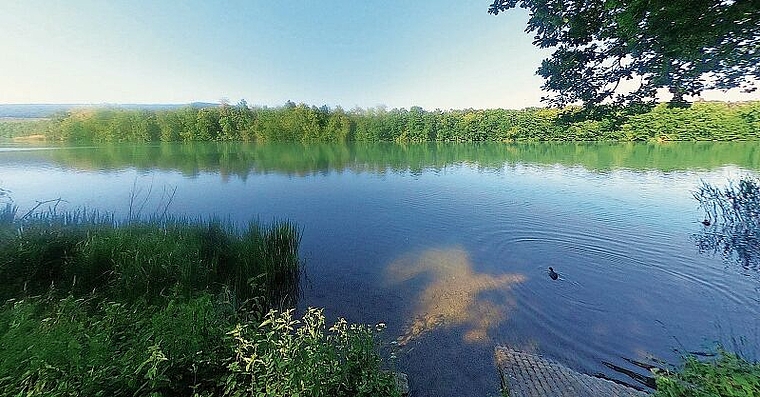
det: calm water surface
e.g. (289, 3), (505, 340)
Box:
(1, 142), (759, 397)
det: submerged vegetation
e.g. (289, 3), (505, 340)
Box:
(0, 205), (400, 396)
(5, 100), (759, 143)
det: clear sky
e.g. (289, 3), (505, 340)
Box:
(1, 1), (757, 109)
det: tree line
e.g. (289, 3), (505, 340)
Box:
(37, 100), (760, 143)
(0, 118), (53, 139)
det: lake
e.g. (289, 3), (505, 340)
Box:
(1, 141), (759, 397)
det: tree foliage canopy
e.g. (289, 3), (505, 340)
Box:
(12, 100), (759, 143)
(489, 0), (760, 107)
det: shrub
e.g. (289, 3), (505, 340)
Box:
(0, 298), (400, 397)
(225, 308), (401, 397)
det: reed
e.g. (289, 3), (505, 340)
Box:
(0, 203), (16, 225)
(0, 210), (301, 308)
(694, 177), (760, 271)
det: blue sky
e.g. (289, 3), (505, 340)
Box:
(1, 1), (757, 109)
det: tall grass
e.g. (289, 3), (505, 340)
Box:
(0, 296), (400, 397)
(0, 294), (232, 396)
(0, 209), (400, 396)
(0, 203), (16, 225)
(0, 211), (300, 308)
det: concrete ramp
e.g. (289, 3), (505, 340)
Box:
(495, 347), (650, 397)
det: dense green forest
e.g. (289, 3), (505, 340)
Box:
(0, 118), (52, 139)
(6, 101), (759, 143)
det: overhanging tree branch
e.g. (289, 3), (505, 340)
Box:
(489, 0), (760, 107)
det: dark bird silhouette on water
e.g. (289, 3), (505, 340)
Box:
(548, 267), (559, 280)
(701, 219), (711, 226)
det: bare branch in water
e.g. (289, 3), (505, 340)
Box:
(20, 198), (68, 220)
(159, 185), (177, 221)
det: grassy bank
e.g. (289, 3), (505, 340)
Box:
(654, 350), (760, 396)
(0, 209), (300, 306)
(15, 100), (759, 143)
(0, 206), (401, 396)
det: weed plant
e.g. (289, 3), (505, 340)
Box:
(225, 308), (401, 397)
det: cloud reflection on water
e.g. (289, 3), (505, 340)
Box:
(386, 247), (526, 345)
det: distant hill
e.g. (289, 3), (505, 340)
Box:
(0, 103), (218, 118)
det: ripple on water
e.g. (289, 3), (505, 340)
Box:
(468, 199), (759, 388)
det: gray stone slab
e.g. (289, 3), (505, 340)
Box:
(495, 347), (650, 397)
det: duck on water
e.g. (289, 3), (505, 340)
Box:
(548, 267), (559, 280)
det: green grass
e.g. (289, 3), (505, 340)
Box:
(654, 350), (760, 397)
(0, 295), (400, 397)
(0, 294), (231, 396)
(0, 209), (401, 396)
(0, 212), (300, 308)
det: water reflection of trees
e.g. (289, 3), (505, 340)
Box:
(385, 247), (525, 345)
(19, 141), (760, 177)
(694, 178), (760, 271)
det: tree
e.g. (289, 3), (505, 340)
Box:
(489, 0), (760, 107)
